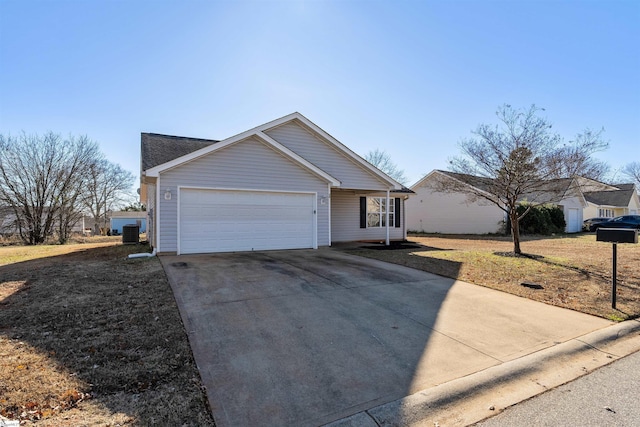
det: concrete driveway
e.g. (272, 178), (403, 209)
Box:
(160, 248), (611, 427)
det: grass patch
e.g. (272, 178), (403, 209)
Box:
(344, 233), (640, 321)
(0, 239), (214, 425)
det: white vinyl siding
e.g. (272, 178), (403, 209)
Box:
(179, 189), (315, 254)
(331, 190), (405, 242)
(406, 186), (505, 234)
(265, 122), (389, 190)
(157, 137), (329, 253)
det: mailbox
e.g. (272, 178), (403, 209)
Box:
(596, 228), (638, 244)
(596, 227), (638, 309)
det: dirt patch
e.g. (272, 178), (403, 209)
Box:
(343, 233), (640, 321)
(0, 239), (214, 425)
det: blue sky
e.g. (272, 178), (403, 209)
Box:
(1, 0), (638, 188)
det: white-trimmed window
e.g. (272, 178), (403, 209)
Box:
(366, 197), (395, 228)
(598, 208), (614, 217)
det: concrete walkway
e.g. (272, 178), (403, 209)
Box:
(160, 248), (630, 427)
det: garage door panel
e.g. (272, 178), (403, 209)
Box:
(179, 189), (315, 254)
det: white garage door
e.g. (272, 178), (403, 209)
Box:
(179, 188), (315, 254)
(567, 208), (580, 233)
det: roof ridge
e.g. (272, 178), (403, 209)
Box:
(141, 132), (219, 143)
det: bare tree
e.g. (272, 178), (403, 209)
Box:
(547, 128), (609, 181)
(444, 104), (608, 254)
(83, 159), (135, 235)
(365, 149), (408, 184)
(0, 133), (99, 244)
(622, 162), (640, 187)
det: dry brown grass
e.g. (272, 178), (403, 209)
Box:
(345, 233), (640, 321)
(0, 239), (214, 425)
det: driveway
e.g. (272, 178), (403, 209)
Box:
(160, 248), (611, 427)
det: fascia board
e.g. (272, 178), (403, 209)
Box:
(569, 177), (589, 207)
(434, 170), (496, 199)
(282, 113), (403, 190)
(255, 131), (340, 186)
(145, 113), (322, 178)
(410, 169), (439, 190)
(144, 119), (340, 187)
(145, 111), (399, 190)
(145, 127), (262, 177)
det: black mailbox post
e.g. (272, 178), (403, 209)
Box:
(596, 228), (639, 309)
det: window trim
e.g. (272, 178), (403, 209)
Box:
(365, 196), (394, 228)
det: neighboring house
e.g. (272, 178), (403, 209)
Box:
(406, 171), (506, 234)
(407, 170), (637, 234)
(140, 112), (411, 255)
(1, 208), (89, 236)
(583, 183), (640, 219)
(110, 211), (147, 234)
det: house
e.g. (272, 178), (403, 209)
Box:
(583, 183), (640, 219)
(140, 113), (411, 255)
(110, 211), (147, 235)
(406, 170), (638, 234)
(406, 171), (507, 234)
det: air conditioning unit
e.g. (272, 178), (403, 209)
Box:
(122, 224), (140, 244)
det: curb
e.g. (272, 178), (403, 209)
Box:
(325, 319), (640, 427)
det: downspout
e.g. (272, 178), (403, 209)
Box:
(155, 179), (161, 253)
(128, 248), (157, 259)
(403, 196), (408, 240)
(327, 183), (332, 246)
(385, 189), (390, 246)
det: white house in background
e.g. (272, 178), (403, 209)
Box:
(406, 170), (637, 234)
(140, 112), (411, 255)
(406, 171), (506, 234)
(582, 183), (640, 219)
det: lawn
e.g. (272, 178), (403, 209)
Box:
(345, 233), (640, 321)
(0, 238), (214, 425)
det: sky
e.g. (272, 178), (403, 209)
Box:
(1, 0), (638, 190)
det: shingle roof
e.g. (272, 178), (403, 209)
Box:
(583, 189), (635, 206)
(435, 170), (496, 193)
(613, 183), (635, 191)
(435, 171), (637, 208)
(141, 133), (218, 172)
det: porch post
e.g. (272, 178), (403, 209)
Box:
(385, 190), (390, 246)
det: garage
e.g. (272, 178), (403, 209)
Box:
(178, 188), (316, 254)
(567, 208), (581, 233)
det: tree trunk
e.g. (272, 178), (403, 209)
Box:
(510, 210), (522, 254)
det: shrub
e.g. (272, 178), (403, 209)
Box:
(516, 203), (566, 235)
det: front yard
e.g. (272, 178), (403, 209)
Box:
(346, 233), (640, 321)
(2, 232), (638, 424)
(0, 239), (214, 425)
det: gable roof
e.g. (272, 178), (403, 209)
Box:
(584, 188), (636, 207)
(141, 133), (218, 171)
(433, 170), (496, 193)
(142, 112), (404, 190)
(416, 170), (574, 198)
(416, 170), (637, 209)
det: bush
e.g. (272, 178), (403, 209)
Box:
(516, 203), (566, 235)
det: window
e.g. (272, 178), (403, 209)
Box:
(598, 208), (614, 217)
(366, 197), (394, 228)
